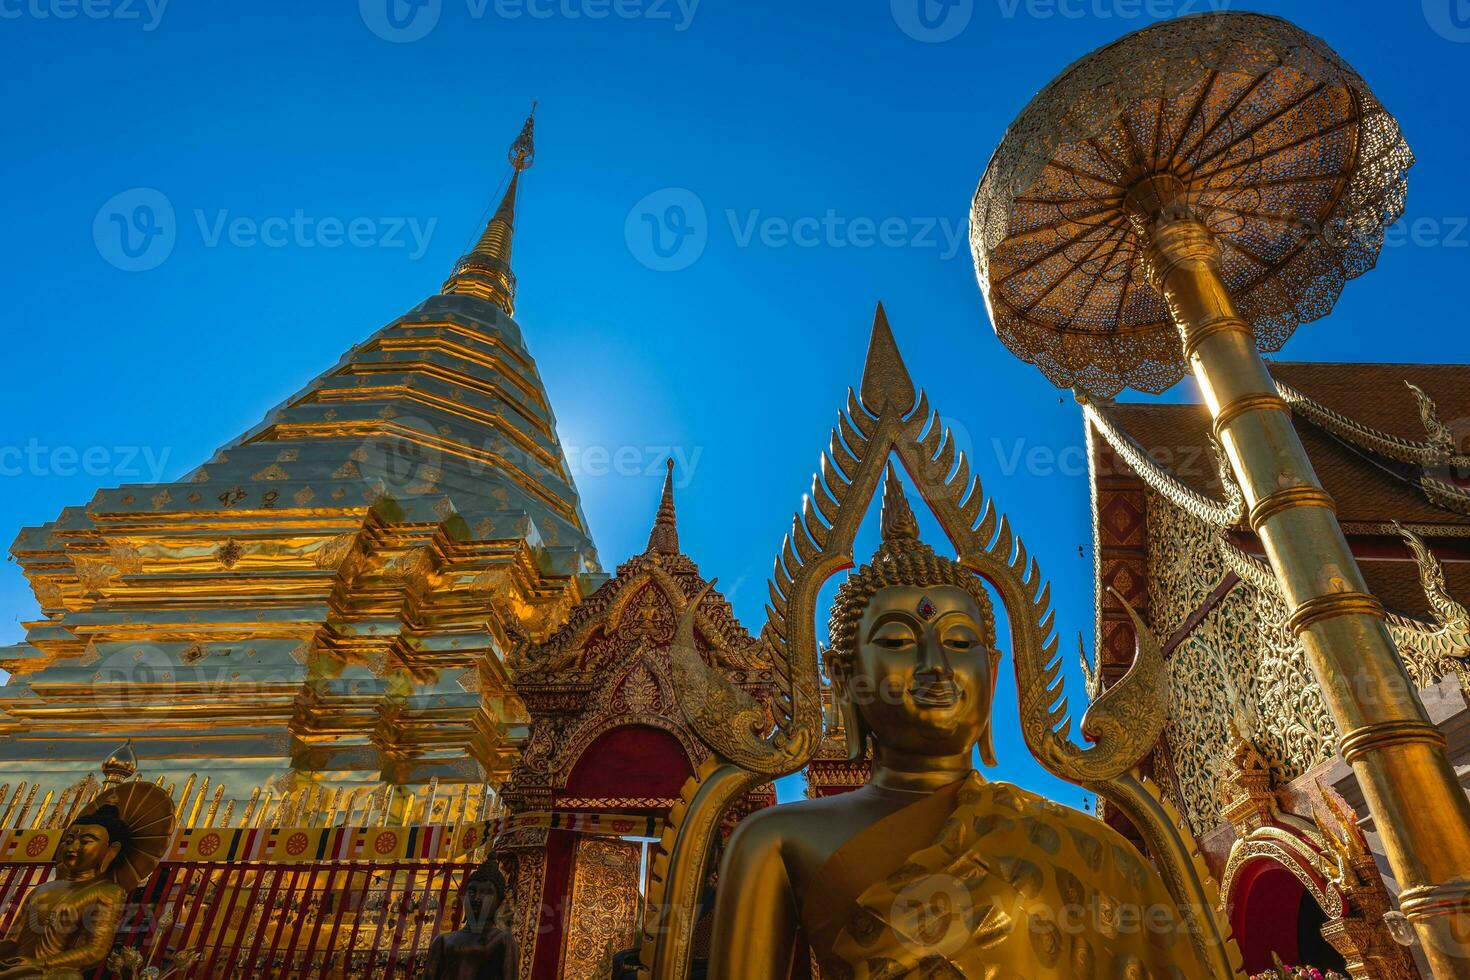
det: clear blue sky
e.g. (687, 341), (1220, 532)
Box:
(2, 1), (1467, 807)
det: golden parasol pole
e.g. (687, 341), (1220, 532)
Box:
(1123, 173), (1470, 974)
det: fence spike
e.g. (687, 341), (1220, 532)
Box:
(241, 786), (262, 827)
(28, 790), (54, 830)
(175, 773), (197, 819)
(12, 784), (39, 829)
(205, 785), (225, 828)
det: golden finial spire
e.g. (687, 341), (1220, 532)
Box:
(101, 739), (138, 786)
(860, 303), (916, 416)
(443, 103), (538, 316)
(880, 461), (920, 545)
(646, 458), (680, 555)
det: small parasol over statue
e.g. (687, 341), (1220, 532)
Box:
(0, 779), (175, 980)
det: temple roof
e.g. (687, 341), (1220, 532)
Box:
(512, 464), (767, 686)
(1088, 361), (1470, 623)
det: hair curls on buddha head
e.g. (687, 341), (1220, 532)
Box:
(826, 463), (1000, 762)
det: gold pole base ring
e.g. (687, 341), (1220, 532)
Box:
(1339, 720), (1447, 766)
(1181, 314), (1253, 361)
(1398, 880), (1470, 922)
(1286, 591), (1385, 635)
(1249, 485), (1337, 530)
(1212, 392), (1290, 441)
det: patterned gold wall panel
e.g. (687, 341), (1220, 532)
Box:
(1146, 491), (1336, 833)
(560, 836), (643, 979)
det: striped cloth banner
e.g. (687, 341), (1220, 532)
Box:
(166, 822), (480, 864)
(0, 811), (660, 866)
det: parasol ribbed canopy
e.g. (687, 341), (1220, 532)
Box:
(93, 780), (175, 891)
(970, 12), (1413, 397)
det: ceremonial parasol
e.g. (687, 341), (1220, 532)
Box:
(971, 13), (1470, 972)
(972, 12), (1411, 397)
(90, 780), (175, 892)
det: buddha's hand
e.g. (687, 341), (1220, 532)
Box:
(0, 956), (40, 980)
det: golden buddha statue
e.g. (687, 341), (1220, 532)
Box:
(0, 781), (173, 980)
(423, 858), (519, 980)
(708, 465), (1210, 979)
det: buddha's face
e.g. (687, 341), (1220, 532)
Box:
(464, 880), (503, 930)
(847, 584), (994, 758)
(56, 823), (120, 881)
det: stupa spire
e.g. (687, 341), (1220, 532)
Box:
(646, 458), (680, 555)
(443, 103), (537, 316)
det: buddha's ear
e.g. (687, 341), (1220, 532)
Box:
(978, 652), (1000, 768)
(102, 839), (123, 874)
(830, 665), (868, 762)
(978, 724), (998, 769)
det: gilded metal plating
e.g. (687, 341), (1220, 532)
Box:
(1211, 392), (1290, 441)
(1338, 720), (1447, 766)
(1285, 592), (1387, 636)
(1248, 485), (1337, 530)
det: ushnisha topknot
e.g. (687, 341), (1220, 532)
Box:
(466, 857), (508, 897)
(825, 462), (997, 675)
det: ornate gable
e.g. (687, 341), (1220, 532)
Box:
(503, 463), (774, 812)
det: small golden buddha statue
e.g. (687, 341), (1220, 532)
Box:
(0, 780), (171, 980)
(423, 858), (519, 980)
(708, 466), (1209, 979)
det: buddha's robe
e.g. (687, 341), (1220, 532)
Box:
(1, 877), (126, 979)
(802, 774), (1211, 979)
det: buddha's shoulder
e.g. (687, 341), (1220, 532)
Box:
(729, 787), (858, 834)
(86, 878), (128, 899)
(726, 791), (862, 848)
(48, 877), (127, 904)
(980, 781), (1132, 845)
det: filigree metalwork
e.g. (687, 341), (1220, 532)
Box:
(561, 836), (642, 980)
(666, 311), (1166, 785)
(1218, 527), (1470, 688)
(1149, 496), (1336, 833)
(1083, 395), (1245, 527)
(971, 12), (1413, 396)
